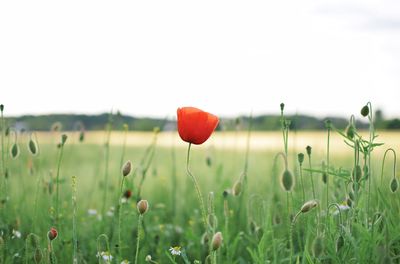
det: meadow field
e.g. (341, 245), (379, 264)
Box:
(1, 125), (400, 263)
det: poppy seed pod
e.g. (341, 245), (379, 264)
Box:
(300, 200), (318, 213)
(177, 107), (219, 145)
(211, 232), (223, 251)
(232, 181), (242, 196)
(361, 105), (369, 117)
(122, 160), (132, 177)
(281, 170), (294, 192)
(306, 145), (312, 156)
(137, 200), (149, 215)
(298, 153), (304, 164)
(48, 227), (58, 241)
(390, 178), (398, 193)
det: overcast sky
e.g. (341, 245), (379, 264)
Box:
(1, 0), (399, 119)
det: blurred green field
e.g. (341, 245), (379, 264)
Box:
(1, 130), (400, 263)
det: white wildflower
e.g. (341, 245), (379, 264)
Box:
(88, 209), (97, 215)
(169, 246), (182, 256)
(12, 229), (21, 239)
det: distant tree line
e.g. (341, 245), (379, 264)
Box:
(4, 110), (400, 132)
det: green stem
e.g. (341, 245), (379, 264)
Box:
(134, 215), (143, 264)
(367, 102), (373, 219)
(101, 122), (112, 217)
(299, 163), (305, 203)
(186, 143), (208, 232)
(55, 143), (65, 222)
(72, 176), (78, 264)
(118, 177), (126, 261)
(380, 148), (396, 187)
(308, 155), (315, 199)
(0, 108), (4, 192)
(326, 126), (331, 212)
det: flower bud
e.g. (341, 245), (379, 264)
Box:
(122, 160), (132, 177)
(336, 235), (344, 252)
(61, 134), (68, 145)
(281, 170), (294, 192)
(232, 181), (242, 196)
(10, 143), (19, 159)
(123, 189), (132, 199)
(345, 124), (355, 139)
(300, 200), (318, 213)
(298, 153), (304, 164)
(211, 232), (223, 251)
(312, 235), (324, 257)
(390, 178), (398, 193)
(360, 105), (369, 117)
(280, 103), (285, 112)
(0, 104), (4, 111)
(352, 165), (362, 182)
(137, 200), (149, 215)
(28, 139), (38, 156)
(79, 131), (85, 142)
(47, 227), (58, 241)
(306, 145), (312, 156)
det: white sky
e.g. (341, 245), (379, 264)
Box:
(1, 0), (399, 119)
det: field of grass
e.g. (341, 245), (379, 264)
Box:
(1, 125), (400, 263)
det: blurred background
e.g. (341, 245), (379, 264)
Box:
(1, 0), (399, 131)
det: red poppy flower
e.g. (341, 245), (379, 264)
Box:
(177, 107), (219, 145)
(48, 227), (58, 241)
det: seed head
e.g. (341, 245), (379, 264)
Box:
(306, 145), (312, 156)
(361, 105), (369, 117)
(137, 200), (149, 215)
(281, 170), (294, 192)
(300, 200), (318, 213)
(211, 232), (223, 251)
(390, 178), (398, 193)
(122, 160), (132, 177)
(47, 227), (58, 241)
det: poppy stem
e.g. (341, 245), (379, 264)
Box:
(186, 143), (208, 233)
(134, 214), (143, 264)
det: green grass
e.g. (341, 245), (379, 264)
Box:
(0, 129), (399, 263)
